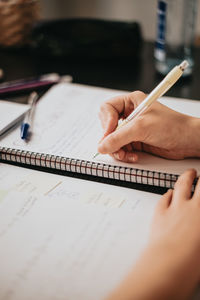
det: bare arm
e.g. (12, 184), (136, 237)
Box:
(106, 169), (200, 300)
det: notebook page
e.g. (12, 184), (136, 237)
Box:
(0, 163), (159, 300)
(0, 83), (199, 175)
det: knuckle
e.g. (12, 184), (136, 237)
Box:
(130, 91), (146, 104)
(99, 102), (114, 117)
(133, 117), (147, 133)
(131, 90), (146, 98)
(99, 103), (106, 115)
(177, 169), (195, 185)
(99, 103), (111, 124)
(175, 175), (190, 189)
(135, 117), (144, 128)
(174, 178), (181, 190)
(108, 134), (119, 150)
(175, 176), (184, 188)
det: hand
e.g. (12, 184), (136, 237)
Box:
(98, 91), (200, 162)
(146, 169), (200, 298)
(150, 169), (200, 257)
(106, 169), (200, 300)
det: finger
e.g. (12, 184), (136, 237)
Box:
(192, 176), (200, 203)
(112, 149), (139, 163)
(99, 103), (119, 136)
(123, 143), (132, 152)
(122, 91), (144, 118)
(172, 169), (197, 204)
(98, 117), (145, 154)
(99, 91), (146, 137)
(155, 189), (173, 213)
(131, 142), (143, 152)
(103, 91), (146, 117)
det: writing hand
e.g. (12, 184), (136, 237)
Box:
(98, 91), (200, 162)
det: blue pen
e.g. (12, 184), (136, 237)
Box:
(21, 91), (38, 140)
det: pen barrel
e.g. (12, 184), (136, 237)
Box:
(164, 65), (183, 86)
(116, 104), (148, 130)
(116, 119), (129, 130)
(135, 65), (183, 112)
(25, 92), (38, 125)
(117, 64), (184, 128)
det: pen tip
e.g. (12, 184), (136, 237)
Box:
(93, 153), (100, 159)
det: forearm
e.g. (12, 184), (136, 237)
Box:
(106, 242), (199, 300)
(188, 117), (200, 158)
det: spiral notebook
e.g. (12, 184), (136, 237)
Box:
(0, 83), (199, 190)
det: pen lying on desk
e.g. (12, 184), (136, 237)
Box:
(0, 73), (72, 96)
(20, 92), (38, 140)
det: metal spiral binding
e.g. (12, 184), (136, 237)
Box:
(0, 146), (196, 190)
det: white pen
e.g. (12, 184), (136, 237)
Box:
(93, 60), (189, 158)
(20, 91), (38, 140)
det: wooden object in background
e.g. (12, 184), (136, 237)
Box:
(0, 0), (39, 47)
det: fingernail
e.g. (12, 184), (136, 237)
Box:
(113, 153), (120, 160)
(128, 155), (136, 163)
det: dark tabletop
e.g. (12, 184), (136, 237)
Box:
(0, 41), (200, 103)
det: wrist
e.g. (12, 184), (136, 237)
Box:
(186, 117), (200, 158)
(141, 240), (200, 298)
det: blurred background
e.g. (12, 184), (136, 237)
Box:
(40, 0), (200, 44)
(0, 0), (200, 101)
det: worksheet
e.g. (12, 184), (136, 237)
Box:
(0, 163), (160, 300)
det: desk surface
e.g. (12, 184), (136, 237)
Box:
(0, 41), (199, 195)
(0, 41), (200, 103)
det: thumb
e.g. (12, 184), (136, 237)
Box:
(103, 119), (118, 138)
(99, 102), (119, 138)
(98, 112), (119, 144)
(98, 119), (118, 146)
(98, 118), (143, 154)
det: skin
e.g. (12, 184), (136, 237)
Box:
(106, 169), (200, 300)
(98, 91), (200, 162)
(97, 91), (200, 299)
